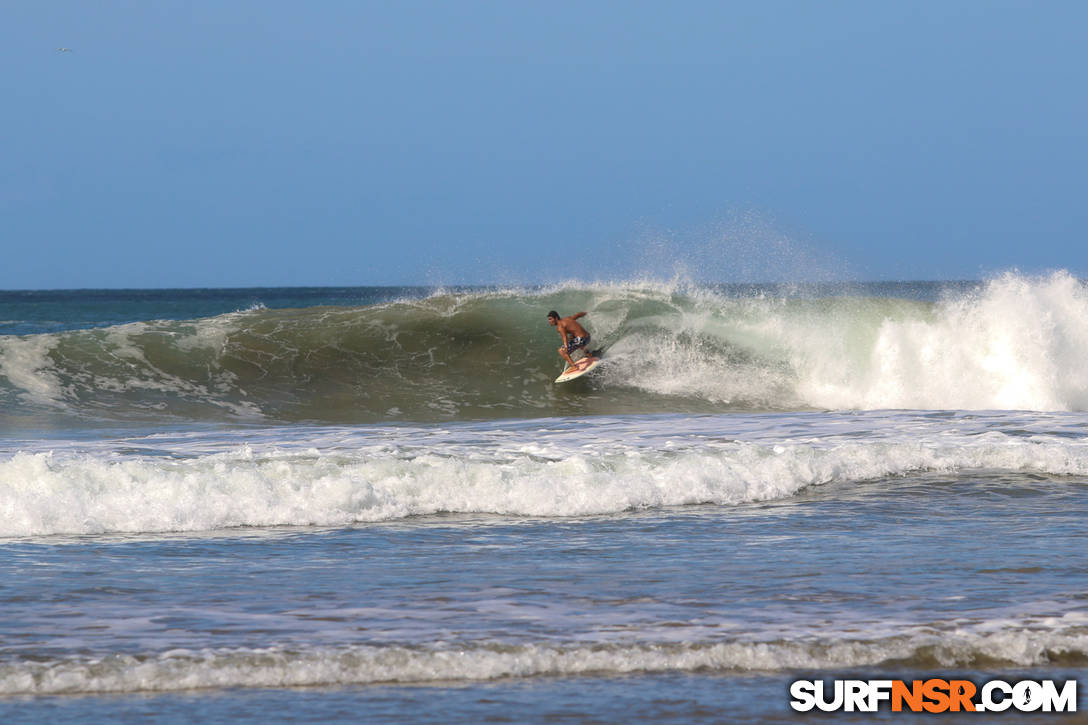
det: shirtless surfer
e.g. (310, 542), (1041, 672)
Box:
(547, 310), (592, 374)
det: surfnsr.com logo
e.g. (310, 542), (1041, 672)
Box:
(790, 678), (1078, 713)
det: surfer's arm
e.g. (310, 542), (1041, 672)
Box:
(572, 312), (587, 319)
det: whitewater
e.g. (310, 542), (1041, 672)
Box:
(2, 273), (1087, 723)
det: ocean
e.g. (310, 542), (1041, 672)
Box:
(1, 273), (1086, 722)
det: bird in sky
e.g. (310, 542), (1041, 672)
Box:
(56, 47), (73, 52)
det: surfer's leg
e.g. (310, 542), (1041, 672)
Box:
(559, 346), (577, 372)
(569, 338), (587, 362)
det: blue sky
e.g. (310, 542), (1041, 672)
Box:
(3, 1), (1086, 288)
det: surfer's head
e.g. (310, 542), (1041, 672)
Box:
(547, 311), (559, 325)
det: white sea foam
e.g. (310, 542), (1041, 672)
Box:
(2, 625), (1085, 695)
(3, 430), (1087, 537)
(800, 271), (1088, 410)
(597, 271), (1088, 411)
(0, 335), (65, 407)
(93, 322), (261, 417)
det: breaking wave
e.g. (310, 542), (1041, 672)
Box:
(3, 623), (1086, 695)
(3, 435), (1087, 538)
(2, 271), (1088, 424)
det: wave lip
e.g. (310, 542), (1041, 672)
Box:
(3, 438), (1088, 538)
(4, 625), (1087, 696)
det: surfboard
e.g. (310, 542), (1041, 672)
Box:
(555, 356), (601, 383)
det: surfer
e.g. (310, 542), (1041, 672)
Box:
(547, 310), (591, 373)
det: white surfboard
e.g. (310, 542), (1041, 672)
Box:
(555, 356), (602, 383)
